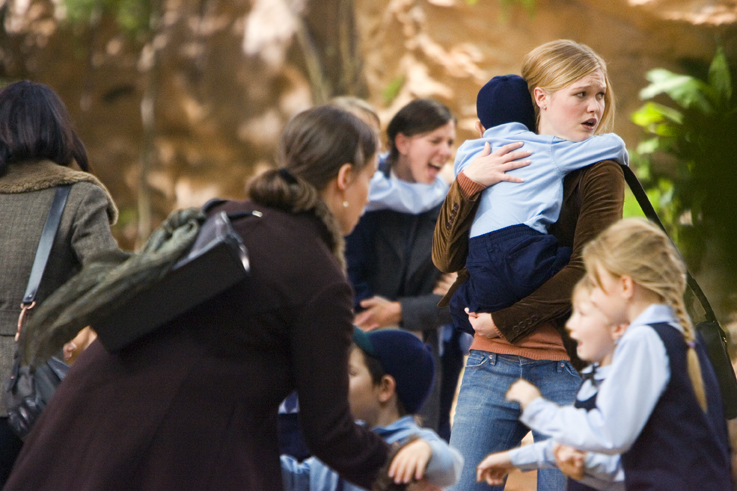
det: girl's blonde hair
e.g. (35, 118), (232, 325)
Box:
(583, 218), (706, 411)
(330, 96), (381, 134)
(572, 275), (594, 300)
(521, 39), (615, 133)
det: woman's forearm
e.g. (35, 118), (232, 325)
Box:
(431, 174), (483, 273)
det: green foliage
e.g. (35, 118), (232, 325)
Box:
(382, 75), (405, 105)
(631, 46), (737, 277)
(64, 0), (151, 35)
(499, 0), (535, 15)
(464, 0), (536, 15)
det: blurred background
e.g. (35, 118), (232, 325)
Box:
(1, 0), (736, 341)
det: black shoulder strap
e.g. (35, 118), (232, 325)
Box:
(621, 166), (717, 323)
(22, 185), (72, 306)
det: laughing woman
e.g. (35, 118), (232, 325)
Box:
(345, 99), (457, 432)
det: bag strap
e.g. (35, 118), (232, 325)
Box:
(16, 185), (71, 337)
(621, 166), (717, 323)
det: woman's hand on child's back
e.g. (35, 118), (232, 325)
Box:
(475, 450), (514, 485)
(505, 379), (542, 410)
(463, 142), (531, 188)
(388, 438), (433, 484)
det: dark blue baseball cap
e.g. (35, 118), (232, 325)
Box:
(476, 74), (536, 132)
(353, 327), (435, 414)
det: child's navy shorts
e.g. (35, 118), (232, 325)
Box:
(450, 224), (571, 334)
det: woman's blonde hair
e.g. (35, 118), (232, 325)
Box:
(330, 96), (381, 134)
(522, 39), (615, 133)
(583, 218), (706, 411)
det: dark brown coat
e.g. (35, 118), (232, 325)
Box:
(5, 200), (388, 491)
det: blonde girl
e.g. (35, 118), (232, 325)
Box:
(506, 218), (731, 490)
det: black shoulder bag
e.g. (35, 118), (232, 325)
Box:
(3, 185), (72, 439)
(623, 166), (737, 419)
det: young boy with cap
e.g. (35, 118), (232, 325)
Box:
(450, 74), (629, 334)
(280, 328), (463, 491)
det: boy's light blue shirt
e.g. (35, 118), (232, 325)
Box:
(453, 122), (629, 238)
(280, 415), (463, 491)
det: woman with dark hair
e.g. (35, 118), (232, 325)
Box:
(5, 105), (393, 490)
(346, 98), (458, 436)
(0, 80), (118, 484)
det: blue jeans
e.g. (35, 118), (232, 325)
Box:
(449, 351), (580, 491)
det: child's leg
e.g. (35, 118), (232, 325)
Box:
(464, 225), (571, 315)
(449, 352), (534, 491)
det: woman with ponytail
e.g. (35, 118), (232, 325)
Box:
(5, 105), (393, 490)
(505, 218), (731, 490)
(0, 81), (118, 485)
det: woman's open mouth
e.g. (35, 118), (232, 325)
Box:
(582, 119), (597, 130)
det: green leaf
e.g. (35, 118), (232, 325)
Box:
(634, 101), (683, 125)
(708, 46), (732, 103)
(636, 137), (661, 155)
(382, 76), (405, 105)
(641, 69), (713, 113)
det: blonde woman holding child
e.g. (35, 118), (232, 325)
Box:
(435, 40), (627, 491)
(500, 218), (732, 490)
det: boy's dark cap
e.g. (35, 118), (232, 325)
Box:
(353, 327), (435, 414)
(476, 74), (536, 132)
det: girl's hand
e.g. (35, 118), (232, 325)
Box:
(388, 438), (433, 484)
(463, 142), (531, 188)
(354, 296), (402, 331)
(433, 272), (458, 296)
(553, 443), (586, 480)
(466, 310), (500, 339)
(505, 379), (542, 410)
(476, 450), (514, 485)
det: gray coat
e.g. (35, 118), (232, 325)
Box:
(0, 160), (118, 414)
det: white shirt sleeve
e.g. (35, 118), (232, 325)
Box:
(520, 325), (670, 454)
(509, 440), (624, 490)
(509, 440), (557, 471)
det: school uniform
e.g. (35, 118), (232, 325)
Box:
(280, 415), (463, 491)
(519, 304), (731, 490)
(509, 365), (623, 491)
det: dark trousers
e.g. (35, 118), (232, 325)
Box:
(451, 224), (571, 334)
(0, 417), (23, 486)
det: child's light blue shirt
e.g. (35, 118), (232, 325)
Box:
(520, 304), (679, 457)
(280, 415), (463, 491)
(453, 123), (629, 238)
(509, 365), (624, 491)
